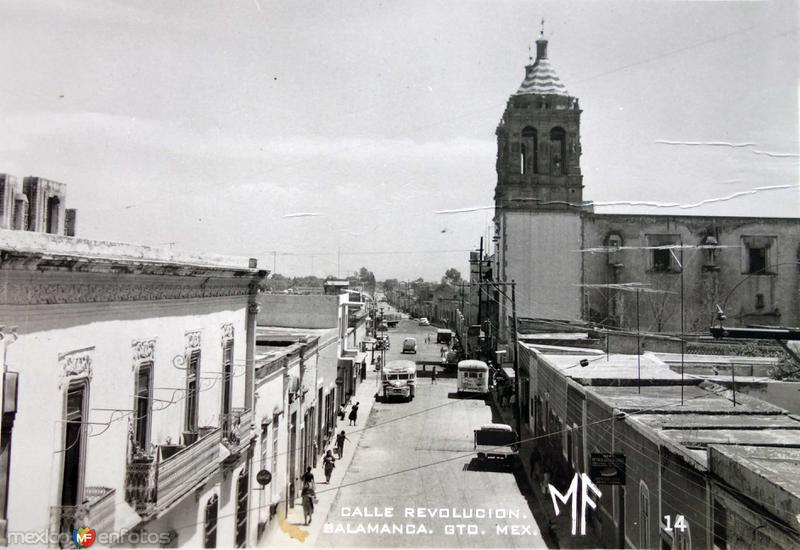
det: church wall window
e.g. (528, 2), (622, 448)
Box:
(605, 233), (624, 267)
(646, 235), (681, 273)
(740, 236), (777, 275)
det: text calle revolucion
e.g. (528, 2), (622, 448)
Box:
(339, 506), (522, 519)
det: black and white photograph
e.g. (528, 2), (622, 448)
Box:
(0, 1), (798, 548)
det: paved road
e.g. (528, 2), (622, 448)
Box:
(316, 315), (548, 548)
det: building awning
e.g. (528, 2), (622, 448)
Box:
(502, 367), (516, 380)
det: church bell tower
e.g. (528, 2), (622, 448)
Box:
(493, 27), (586, 333)
(494, 30), (583, 212)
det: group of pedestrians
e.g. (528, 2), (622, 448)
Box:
(338, 401), (360, 426)
(298, 401), (358, 526)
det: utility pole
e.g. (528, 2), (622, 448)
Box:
(477, 237), (484, 330)
(511, 280), (521, 438)
(478, 280), (521, 438)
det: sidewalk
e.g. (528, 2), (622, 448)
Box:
(491, 392), (604, 549)
(262, 366), (381, 547)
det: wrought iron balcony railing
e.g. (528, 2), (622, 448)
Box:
(125, 427), (221, 518)
(221, 407), (254, 462)
(50, 486), (116, 536)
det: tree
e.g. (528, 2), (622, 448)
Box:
(382, 279), (399, 293)
(442, 268), (463, 286)
(348, 266), (376, 294)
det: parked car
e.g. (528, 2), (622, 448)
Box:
(473, 423), (519, 465)
(402, 337), (417, 354)
(418, 317), (430, 326)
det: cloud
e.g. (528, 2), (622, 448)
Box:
(1, 110), (494, 165)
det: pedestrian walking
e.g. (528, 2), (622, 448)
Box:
(335, 430), (350, 459)
(430, 366), (437, 384)
(338, 404), (346, 422)
(301, 480), (315, 525)
(301, 466), (316, 491)
(323, 450), (336, 483)
(348, 402), (360, 426)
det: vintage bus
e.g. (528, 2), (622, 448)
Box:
(381, 360), (417, 401)
(436, 329), (453, 345)
(457, 360), (489, 396)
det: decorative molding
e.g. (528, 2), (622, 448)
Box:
(132, 338), (157, 368)
(221, 323), (234, 345)
(3, 281), (251, 306)
(185, 331), (201, 351)
(59, 347), (94, 379)
(248, 302), (261, 315)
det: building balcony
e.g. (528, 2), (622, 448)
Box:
(50, 486), (116, 536)
(125, 427), (221, 518)
(348, 309), (368, 328)
(221, 407), (255, 463)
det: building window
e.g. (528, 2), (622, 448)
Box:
(572, 423), (580, 471)
(271, 415), (280, 500)
(741, 236), (776, 274)
(675, 522), (691, 550)
(133, 362), (153, 455)
(549, 127), (567, 175)
(712, 499), (727, 550)
(647, 235), (681, 273)
(0, 371), (18, 539)
(204, 494), (219, 548)
(235, 465), (249, 547)
(606, 233), (624, 267)
(185, 349), (201, 437)
(221, 340), (233, 432)
(639, 481), (650, 549)
(521, 126), (538, 175)
(755, 293), (765, 310)
(46, 196), (60, 234)
(58, 380), (89, 535)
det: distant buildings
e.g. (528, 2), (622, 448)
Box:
(244, 291), (371, 543)
(489, 34), (800, 344)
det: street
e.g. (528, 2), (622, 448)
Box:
(316, 313), (548, 548)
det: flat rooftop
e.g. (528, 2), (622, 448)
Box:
(538, 352), (685, 385)
(589, 382), (785, 414)
(0, 228), (257, 272)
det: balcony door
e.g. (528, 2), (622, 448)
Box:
(185, 349), (200, 439)
(221, 341), (233, 433)
(133, 362), (153, 454)
(235, 466), (249, 547)
(59, 380), (89, 534)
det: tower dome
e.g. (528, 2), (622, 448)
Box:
(515, 36), (569, 96)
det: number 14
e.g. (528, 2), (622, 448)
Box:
(663, 514), (687, 532)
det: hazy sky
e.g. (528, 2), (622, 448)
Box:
(1, 0), (797, 280)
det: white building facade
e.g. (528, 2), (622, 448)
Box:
(0, 230), (266, 547)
